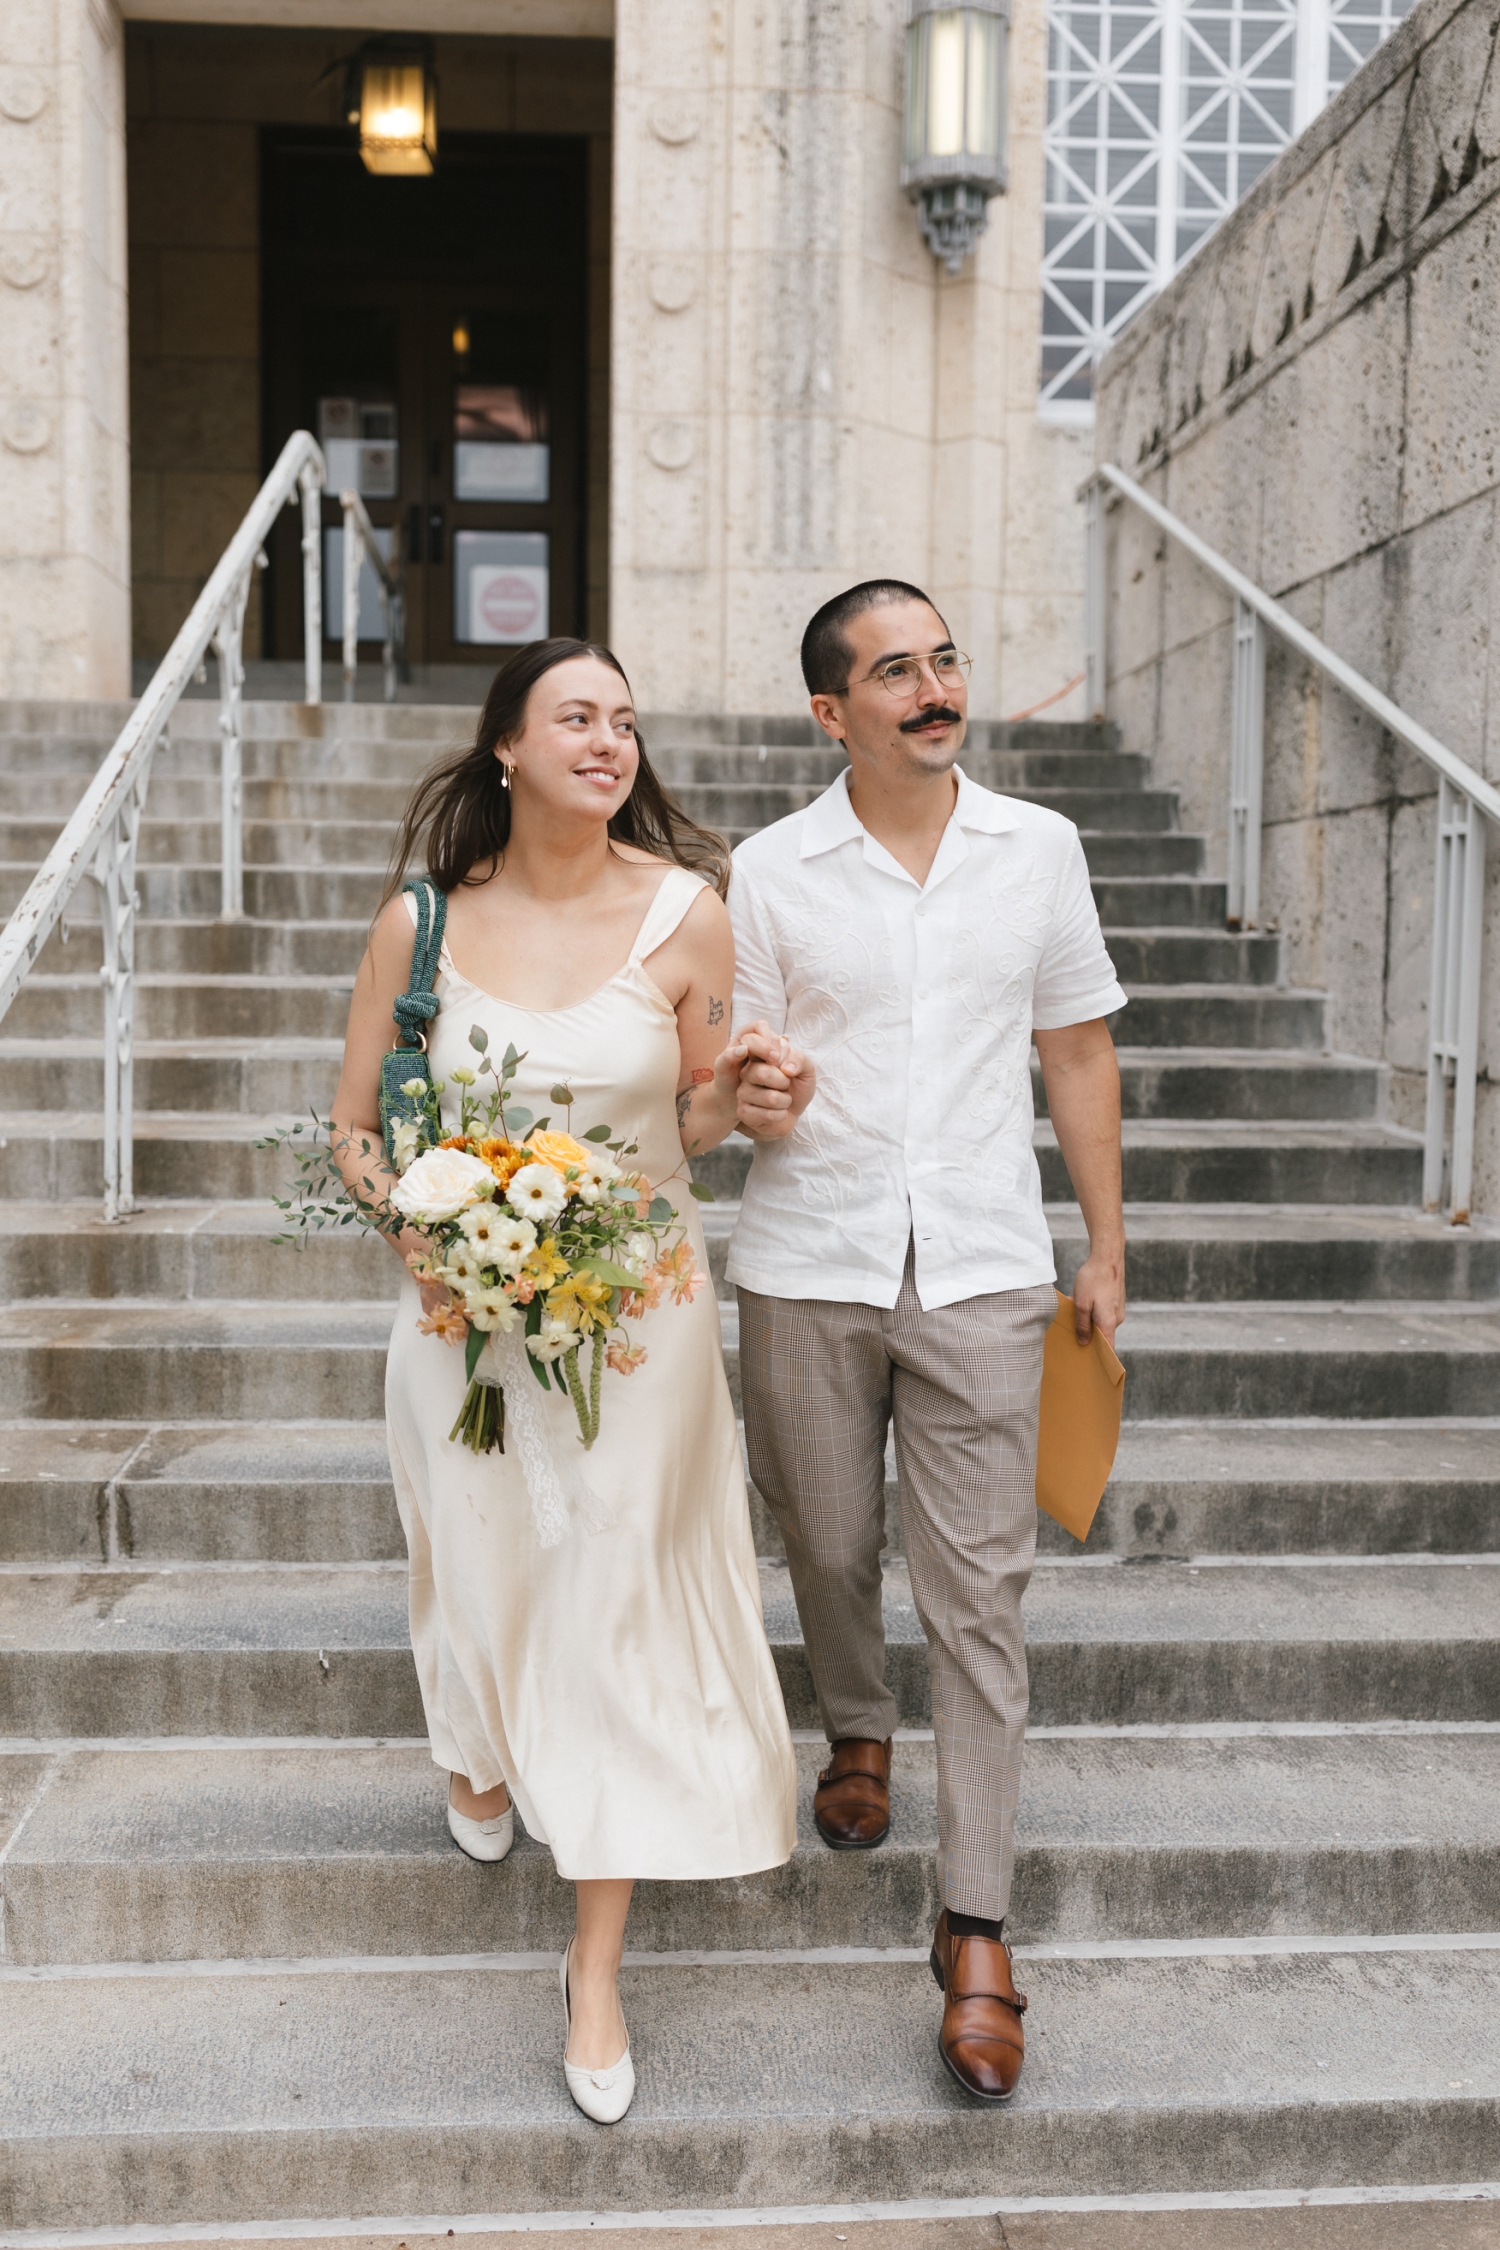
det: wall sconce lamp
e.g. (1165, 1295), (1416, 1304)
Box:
(344, 39), (438, 176)
(902, 2), (1009, 273)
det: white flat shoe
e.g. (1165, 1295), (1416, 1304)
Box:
(446, 1784), (514, 1864)
(559, 1938), (635, 2124)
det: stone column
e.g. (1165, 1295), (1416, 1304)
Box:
(0, 0), (130, 701)
(612, 0), (941, 717)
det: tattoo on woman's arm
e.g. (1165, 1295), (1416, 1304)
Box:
(708, 996), (724, 1026)
(676, 1088), (693, 1127)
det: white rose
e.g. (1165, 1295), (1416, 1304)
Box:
(389, 1118), (422, 1176)
(507, 1162), (568, 1224)
(390, 1146), (496, 1225)
(528, 1314), (582, 1362)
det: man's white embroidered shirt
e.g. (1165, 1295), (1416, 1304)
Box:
(726, 767), (1127, 1312)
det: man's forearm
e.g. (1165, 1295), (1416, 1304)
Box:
(1036, 1033), (1124, 1252)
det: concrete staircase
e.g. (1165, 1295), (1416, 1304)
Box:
(0, 699), (1497, 2232)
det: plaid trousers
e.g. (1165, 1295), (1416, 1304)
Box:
(738, 1249), (1056, 1921)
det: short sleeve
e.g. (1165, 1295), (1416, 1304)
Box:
(1031, 826), (1129, 1030)
(727, 848), (789, 1036)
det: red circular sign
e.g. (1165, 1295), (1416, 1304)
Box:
(478, 571), (542, 638)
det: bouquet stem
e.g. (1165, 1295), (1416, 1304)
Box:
(450, 1375), (506, 1454)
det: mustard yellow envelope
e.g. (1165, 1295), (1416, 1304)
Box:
(1036, 1290), (1126, 1543)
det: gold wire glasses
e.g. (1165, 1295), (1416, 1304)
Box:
(855, 649), (972, 700)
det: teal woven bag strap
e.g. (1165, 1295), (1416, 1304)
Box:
(394, 879), (447, 1051)
(379, 879), (448, 1166)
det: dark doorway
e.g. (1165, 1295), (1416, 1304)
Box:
(261, 127), (588, 669)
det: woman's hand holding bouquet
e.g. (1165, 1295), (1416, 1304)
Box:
(263, 1028), (710, 1455)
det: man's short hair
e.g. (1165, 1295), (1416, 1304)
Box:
(800, 580), (949, 696)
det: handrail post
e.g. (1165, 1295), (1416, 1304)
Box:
(1228, 595), (1265, 929)
(300, 460), (323, 707)
(213, 562), (252, 921)
(341, 494), (360, 704)
(1084, 478), (1106, 721)
(1425, 780), (1487, 1221)
(88, 773), (149, 1222)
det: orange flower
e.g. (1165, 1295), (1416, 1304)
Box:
(655, 1240), (706, 1306)
(476, 1137), (528, 1190)
(619, 1270), (664, 1319)
(417, 1301), (470, 1346)
(606, 1341), (648, 1375)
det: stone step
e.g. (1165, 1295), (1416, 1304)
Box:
(0, 861), (393, 920)
(5, 1295), (1498, 1423)
(1110, 985), (1326, 1048)
(9, 1415), (1495, 1568)
(27, 916), (1278, 990)
(14, 1197), (1489, 1309)
(7, 1413), (1496, 1568)
(699, 1120), (1425, 1204)
(1089, 875), (1228, 925)
(0, 1113), (1425, 1206)
(3, 1941), (1495, 2228)
(5, 1731), (1497, 1966)
(0, 816), (400, 867)
(0, 748), (1159, 816)
(0, 1039), (1387, 1123)
(2, 1554), (1494, 1734)
(1073, 831), (1206, 876)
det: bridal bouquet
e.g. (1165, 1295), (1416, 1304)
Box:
(263, 1027), (710, 1457)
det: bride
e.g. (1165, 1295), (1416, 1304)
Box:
(331, 638), (810, 2122)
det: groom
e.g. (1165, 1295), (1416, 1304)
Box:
(727, 580), (1126, 2103)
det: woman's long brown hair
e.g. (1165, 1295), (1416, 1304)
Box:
(380, 638), (730, 910)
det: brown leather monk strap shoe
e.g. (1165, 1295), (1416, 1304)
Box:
(812, 1736), (892, 1849)
(930, 1909), (1028, 2103)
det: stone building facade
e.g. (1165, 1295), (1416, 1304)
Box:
(1093, 0), (1500, 1209)
(0, 0), (1094, 721)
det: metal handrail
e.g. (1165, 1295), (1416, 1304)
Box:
(1082, 459), (1492, 1223)
(0, 429), (329, 1219)
(339, 488), (406, 704)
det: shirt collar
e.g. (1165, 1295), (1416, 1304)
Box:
(798, 762), (1022, 861)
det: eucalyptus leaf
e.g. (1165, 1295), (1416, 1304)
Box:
(550, 1084), (574, 1107)
(648, 1196), (673, 1223)
(468, 1025), (489, 1053)
(505, 1107), (534, 1136)
(582, 1123), (612, 1143)
(688, 1180), (715, 1202)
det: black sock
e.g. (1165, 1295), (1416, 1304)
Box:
(945, 1909), (1005, 1942)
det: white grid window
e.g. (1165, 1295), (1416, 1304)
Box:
(1040, 0), (1415, 408)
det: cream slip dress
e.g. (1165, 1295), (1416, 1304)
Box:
(386, 866), (797, 1882)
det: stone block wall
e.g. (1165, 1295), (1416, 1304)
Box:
(1094, 0), (1500, 1213)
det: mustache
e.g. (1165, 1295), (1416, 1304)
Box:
(899, 706), (963, 734)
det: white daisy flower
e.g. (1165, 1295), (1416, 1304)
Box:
(507, 1162), (568, 1223)
(527, 1314), (582, 1363)
(468, 1288), (521, 1333)
(460, 1205), (536, 1273)
(441, 1242), (487, 1291)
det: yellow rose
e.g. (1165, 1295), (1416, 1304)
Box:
(527, 1130), (591, 1177)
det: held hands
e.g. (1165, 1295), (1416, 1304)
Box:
(722, 1023), (816, 1142)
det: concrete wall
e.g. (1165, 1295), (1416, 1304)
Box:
(609, 0), (1090, 720)
(1094, 0), (1500, 1214)
(124, 22), (613, 662)
(0, 0), (131, 701)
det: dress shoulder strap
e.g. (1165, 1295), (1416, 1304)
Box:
(628, 865), (709, 965)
